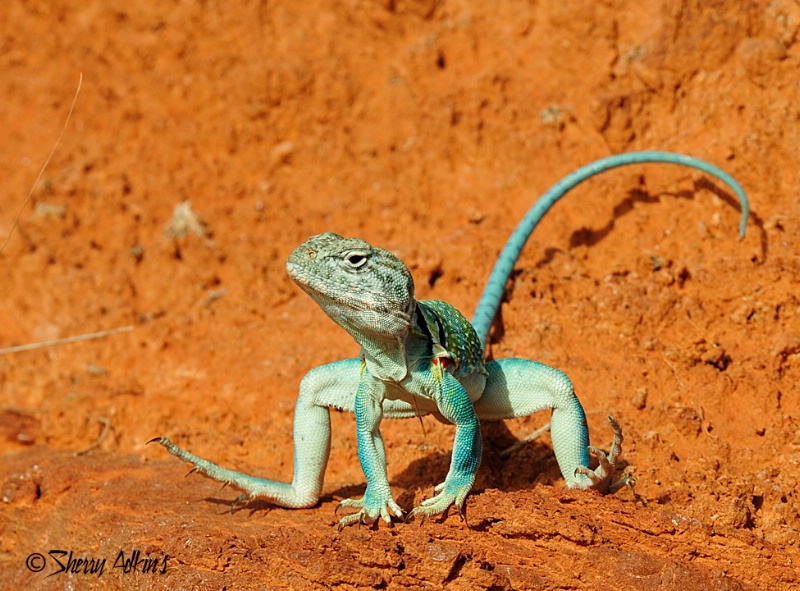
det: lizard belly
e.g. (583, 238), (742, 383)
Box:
(392, 365), (486, 410)
(381, 376), (439, 413)
(459, 372), (487, 402)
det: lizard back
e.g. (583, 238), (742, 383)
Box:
(414, 299), (486, 379)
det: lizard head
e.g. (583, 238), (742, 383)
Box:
(286, 233), (416, 343)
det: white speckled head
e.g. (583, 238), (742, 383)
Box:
(286, 233), (416, 341)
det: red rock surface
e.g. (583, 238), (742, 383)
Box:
(1, 1), (799, 589)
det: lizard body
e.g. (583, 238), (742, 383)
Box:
(152, 151), (749, 527)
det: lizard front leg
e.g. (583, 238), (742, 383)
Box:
(337, 370), (404, 529)
(152, 358), (362, 509)
(408, 369), (482, 523)
(474, 358), (624, 493)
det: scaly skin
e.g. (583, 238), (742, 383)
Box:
(151, 151), (749, 528)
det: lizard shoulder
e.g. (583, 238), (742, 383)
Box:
(415, 300), (486, 377)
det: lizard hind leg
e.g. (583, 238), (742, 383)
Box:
(149, 436), (308, 508)
(151, 357), (363, 510)
(475, 358), (625, 492)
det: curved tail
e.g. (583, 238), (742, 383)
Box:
(471, 151), (751, 346)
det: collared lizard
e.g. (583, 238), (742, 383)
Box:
(151, 151), (749, 528)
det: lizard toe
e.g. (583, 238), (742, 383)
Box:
(408, 478), (472, 524)
(336, 494), (403, 529)
(573, 416), (630, 494)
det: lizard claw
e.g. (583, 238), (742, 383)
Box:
(573, 415), (630, 494)
(336, 494), (403, 530)
(406, 475), (473, 525)
(230, 492), (249, 513)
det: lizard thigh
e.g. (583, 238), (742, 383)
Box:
(473, 358), (581, 421)
(298, 358), (361, 412)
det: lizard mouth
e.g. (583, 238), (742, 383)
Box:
(285, 260), (334, 297)
(285, 260), (326, 294)
(285, 260), (299, 280)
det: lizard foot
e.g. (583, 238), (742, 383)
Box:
(149, 436), (238, 485)
(336, 492), (403, 530)
(148, 436), (316, 508)
(573, 415), (631, 494)
(406, 475), (473, 525)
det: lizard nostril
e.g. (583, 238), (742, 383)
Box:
(308, 250), (316, 259)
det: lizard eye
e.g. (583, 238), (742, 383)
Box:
(345, 252), (368, 268)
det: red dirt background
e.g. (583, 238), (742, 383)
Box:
(1, 1), (799, 589)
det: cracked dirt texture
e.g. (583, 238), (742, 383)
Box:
(2, 1), (800, 589)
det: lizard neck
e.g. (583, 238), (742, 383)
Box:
(340, 301), (416, 383)
(357, 332), (409, 383)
